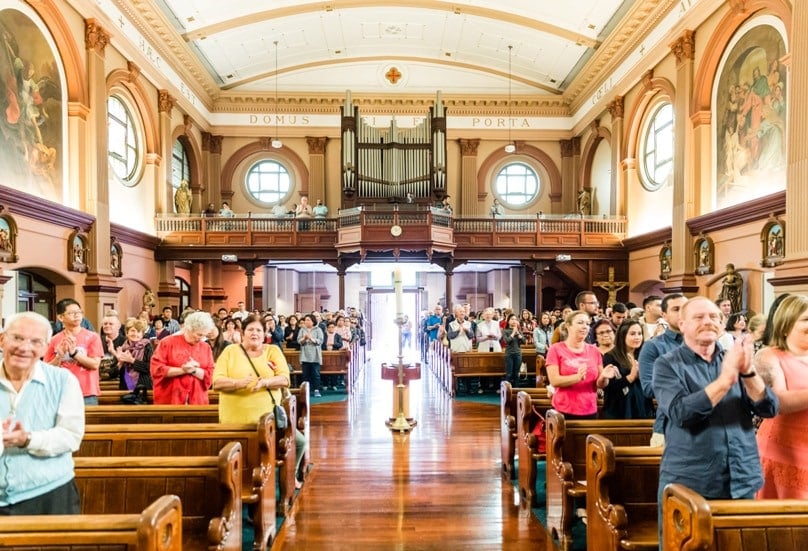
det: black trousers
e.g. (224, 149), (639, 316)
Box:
(0, 479), (81, 515)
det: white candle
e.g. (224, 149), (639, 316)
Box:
(393, 267), (403, 317)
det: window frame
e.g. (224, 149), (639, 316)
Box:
(107, 93), (143, 186)
(639, 100), (674, 191)
(243, 157), (294, 207)
(491, 158), (543, 209)
(171, 138), (191, 190)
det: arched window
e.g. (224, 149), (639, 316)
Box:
(172, 139), (191, 190)
(493, 162), (540, 207)
(640, 102), (674, 190)
(245, 159), (292, 204)
(107, 95), (140, 185)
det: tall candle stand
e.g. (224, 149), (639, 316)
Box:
(384, 314), (418, 432)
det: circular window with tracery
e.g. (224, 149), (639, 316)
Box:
(493, 162), (540, 207)
(245, 159), (292, 205)
(640, 101), (674, 191)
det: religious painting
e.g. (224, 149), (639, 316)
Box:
(715, 23), (787, 209)
(761, 219), (785, 267)
(659, 244), (672, 280)
(0, 8), (64, 200)
(0, 208), (19, 263)
(694, 235), (714, 276)
(68, 228), (88, 273)
(110, 238), (123, 277)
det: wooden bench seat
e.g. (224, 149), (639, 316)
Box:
(662, 482), (808, 551)
(545, 411), (654, 551)
(286, 349), (352, 391)
(78, 417), (277, 550)
(96, 389), (219, 405)
(75, 442), (242, 550)
(500, 381), (548, 479)
(450, 350), (540, 396)
(586, 434), (662, 551)
(0, 494), (182, 550)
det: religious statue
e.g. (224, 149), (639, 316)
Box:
(718, 263), (743, 314)
(577, 189), (591, 215)
(593, 266), (629, 308)
(174, 179), (192, 215)
(143, 289), (156, 310)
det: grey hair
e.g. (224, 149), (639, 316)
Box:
(3, 311), (53, 341)
(182, 311), (216, 333)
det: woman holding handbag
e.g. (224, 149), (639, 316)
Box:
(213, 314), (307, 489)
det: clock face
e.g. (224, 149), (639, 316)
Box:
(390, 224), (402, 237)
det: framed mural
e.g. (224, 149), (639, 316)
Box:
(68, 228), (89, 273)
(715, 22), (787, 209)
(761, 218), (785, 267)
(0, 206), (19, 263)
(694, 234), (714, 276)
(0, 8), (64, 199)
(659, 243), (672, 280)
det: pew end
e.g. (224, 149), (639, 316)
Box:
(662, 483), (808, 551)
(0, 494), (183, 550)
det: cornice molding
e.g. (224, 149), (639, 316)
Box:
(622, 227), (671, 251)
(110, 223), (161, 250)
(687, 191), (786, 235)
(0, 185), (94, 230)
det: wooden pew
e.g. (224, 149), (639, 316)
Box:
(586, 434), (662, 551)
(75, 442), (242, 551)
(78, 418), (276, 551)
(545, 411), (654, 551)
(0, 494), (182, 550)
(286, 349), (352, 392)
(97, 389), (220, 405)
(291, 382), (312, 480)
(500, 381), (548, 480)
(515, 390), (554, 507)
(662, 483), (808, 551)
(450, 350), (539, 396)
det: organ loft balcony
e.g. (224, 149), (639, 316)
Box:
(154, 205), (627, 265)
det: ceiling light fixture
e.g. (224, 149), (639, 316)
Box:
(504, 44), (516, 154)
(271, 40), (282, 149)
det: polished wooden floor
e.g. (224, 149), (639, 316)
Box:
(273, 344), (551, 550)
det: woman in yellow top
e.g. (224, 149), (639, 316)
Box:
(213, 313), (306, 488)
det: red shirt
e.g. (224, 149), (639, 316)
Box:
(149, 333), (214, 405)
(44, 328), (104, 397)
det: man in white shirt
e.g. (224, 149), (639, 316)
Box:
(231, 302), (249, 322)
(475, 307), (502, 352)
(0, 311), (85, 514)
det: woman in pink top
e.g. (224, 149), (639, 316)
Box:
(545, 310), (616, 419)
(755, 294), (808, 498)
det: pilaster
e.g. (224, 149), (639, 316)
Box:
(458, 139), (480, 216)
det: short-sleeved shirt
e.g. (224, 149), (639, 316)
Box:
(653, 344), (778, 499)
(44, 328), (104, 397)
(546, 342), (602, 416)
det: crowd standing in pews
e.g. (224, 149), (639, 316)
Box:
(0, 312), (85, 514)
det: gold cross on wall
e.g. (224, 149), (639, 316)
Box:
(593, 266), (629, 307)
(385, 66), (402, 84)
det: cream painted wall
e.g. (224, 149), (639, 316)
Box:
(591, 140), (612, 215)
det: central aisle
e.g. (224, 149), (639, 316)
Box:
(272, 343), (550, 550)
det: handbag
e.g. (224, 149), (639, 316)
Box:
(530, 406), (546, 454)
(239, 345), (288, 430)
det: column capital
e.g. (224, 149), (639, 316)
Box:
(608, 96), (624, 120)
(306, 136), (327, 155)
(126, 61), (141, 83)
(158, 90), (175, 114)
(560, 139), (575, 158)
(670, 30), (696, 66)
(85, 19), (110, 55)
(458, 138), (480, 157)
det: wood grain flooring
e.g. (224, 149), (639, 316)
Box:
(273, 350), (551, 550)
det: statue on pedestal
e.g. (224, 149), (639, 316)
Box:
(174, 179), (192, 215)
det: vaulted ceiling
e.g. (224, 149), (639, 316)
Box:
(118, 0), (667, 113)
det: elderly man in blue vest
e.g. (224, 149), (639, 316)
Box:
(0, 311), (85, 514)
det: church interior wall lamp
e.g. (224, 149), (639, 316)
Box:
(504, 44), (516, 154)
(271, 40), (283, 149)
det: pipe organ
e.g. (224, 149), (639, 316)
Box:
(341, 91), (447, 204)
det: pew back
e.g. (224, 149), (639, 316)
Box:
(0, 494), (182, 550)
(450, 350), (539, 396)
(500, 381), (548, 480)
(662, 483), (808, 551)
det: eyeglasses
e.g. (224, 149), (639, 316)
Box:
(5, 334), (47, 348)
(62, 310), (83, 317)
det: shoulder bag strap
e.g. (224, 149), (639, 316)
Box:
(239, 344), (278, 405)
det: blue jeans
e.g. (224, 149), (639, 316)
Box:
(505, 353), (522, 388)
(301, 362), (321, 392)
(84, 395), (99, 406)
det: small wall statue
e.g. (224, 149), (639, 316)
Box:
(718, 263), (743, 314)
(174, 179), (192, 215)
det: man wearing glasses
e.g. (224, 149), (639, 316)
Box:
(575, 290), (600, 344)
(44, 299), (103, 405)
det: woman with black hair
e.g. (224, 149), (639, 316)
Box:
(601, 319), (654, 419)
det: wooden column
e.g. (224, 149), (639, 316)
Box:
(559, 138), (580, 214)
(771, 4), (808, 293)
(662, 30), (699, 295)
(201, 260), (227, 312)
(458, 139), (479, 215)
(338, 270), (346, 310)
